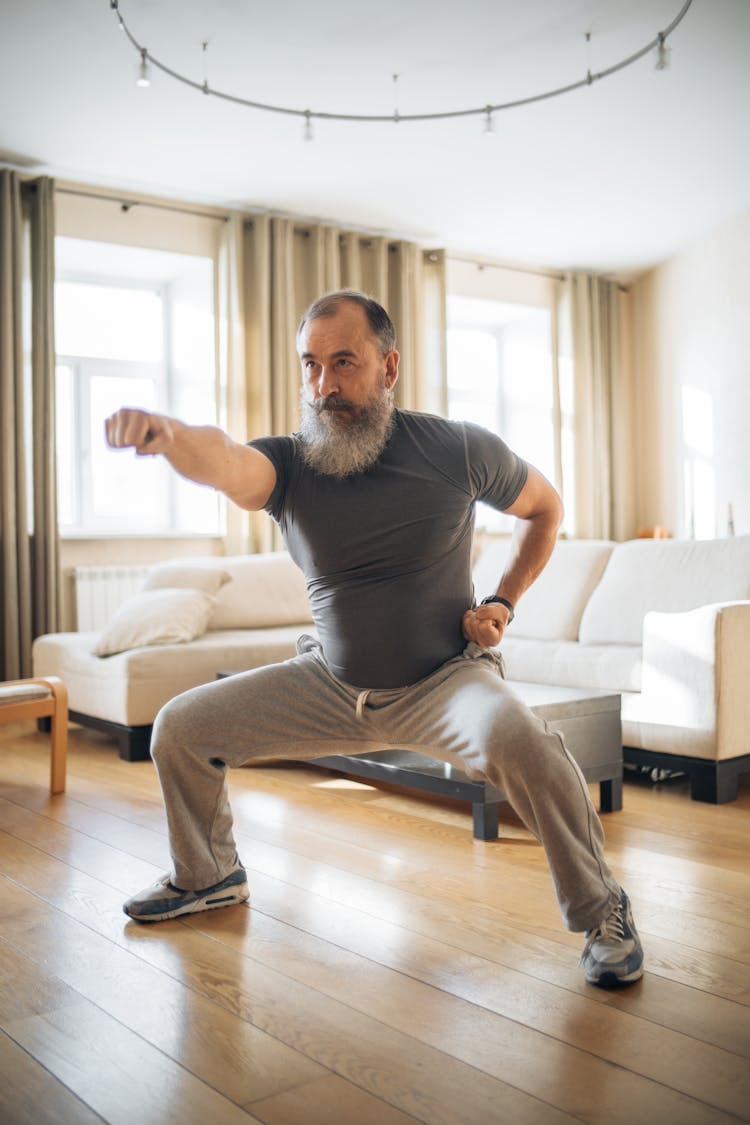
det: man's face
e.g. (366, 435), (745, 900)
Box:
(296, 302), (400, 478)
(297, 302), (399, 423)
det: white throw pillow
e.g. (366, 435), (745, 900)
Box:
(209, 553), (313, 629)
(92, 588), (216, 657)
(142, 562), (232, 596)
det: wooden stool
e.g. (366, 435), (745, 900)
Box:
(0, 676), (68, 794)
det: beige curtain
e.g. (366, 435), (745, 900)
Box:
(219, 214), (446, 552)
(555, 273), (634, 540)
(0, 171), (60, 679)
(216, 214), (253, 555)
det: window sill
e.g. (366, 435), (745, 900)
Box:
(60, 531), (225, 541)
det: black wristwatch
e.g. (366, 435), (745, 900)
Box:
(480, 595), (515, 622)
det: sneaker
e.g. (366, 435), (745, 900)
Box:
(123, 864), (249, 923)
(581, 889), (644, 987)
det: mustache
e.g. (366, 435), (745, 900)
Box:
(314, 394), (357, 413)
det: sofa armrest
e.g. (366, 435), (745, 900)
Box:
(640, 601), (750, 758)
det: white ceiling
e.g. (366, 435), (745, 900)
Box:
(2, 0), (749, 282)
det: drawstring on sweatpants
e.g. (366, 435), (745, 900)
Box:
(355, 689), (371, 720)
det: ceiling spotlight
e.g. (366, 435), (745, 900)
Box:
(655, 32), (671, 70)
(109, 0), (124, 29)
(202, 40), (210, 93)
(136, 47), (151, 88)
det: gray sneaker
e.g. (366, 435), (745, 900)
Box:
(581, 890), (644, 987)
(124, 864), (249, 923)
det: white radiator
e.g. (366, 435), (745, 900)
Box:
(73, 565), (150, 631)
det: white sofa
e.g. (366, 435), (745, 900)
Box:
(33, 536), (750, 801)
(473, 533), (750, 801)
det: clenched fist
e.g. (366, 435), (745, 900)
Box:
(105, 408), (175, 456)
(461, 603), (511, 648)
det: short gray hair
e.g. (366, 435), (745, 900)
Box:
(297, 289), (397, 356)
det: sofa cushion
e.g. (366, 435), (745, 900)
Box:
(578, 535), (750, 645)
(143, 562), (232, 596)
(501, 636), (642, 693)
(209, 553), (313, 629)
(92, 588), (216, 657)
(472, 537), (615, 641)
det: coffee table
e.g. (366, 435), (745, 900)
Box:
(310, 681), (623, 840)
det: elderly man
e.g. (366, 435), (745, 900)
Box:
(106, 289), (643, 988)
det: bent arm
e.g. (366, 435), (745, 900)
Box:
(463, 464), (563, 647)
(492, 464), (564, 604)
(105, 408), (276, 512)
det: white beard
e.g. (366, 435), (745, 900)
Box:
(299, 384), (395, 479)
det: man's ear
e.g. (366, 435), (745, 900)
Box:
(385, 349), (400, 389)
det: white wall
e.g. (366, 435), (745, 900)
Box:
(631, 210), (750, 539)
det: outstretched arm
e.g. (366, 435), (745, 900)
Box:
(462, 464), (563, 648)
(105, 408), (277, 512)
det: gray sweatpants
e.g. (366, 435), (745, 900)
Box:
(150, 636), (621, 932)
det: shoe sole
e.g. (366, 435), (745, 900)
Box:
(124, 883), (250, 924)
(586, 963), (644, 988)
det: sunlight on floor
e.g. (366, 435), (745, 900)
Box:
(310, 777), (374, 791)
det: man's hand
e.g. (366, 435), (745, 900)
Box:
(105, 408), (175, 456)
(461, 603), (511, 649)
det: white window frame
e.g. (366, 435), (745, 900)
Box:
(55, 261), (221, 538)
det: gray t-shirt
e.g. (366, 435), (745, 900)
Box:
(251, 409), (527, 689)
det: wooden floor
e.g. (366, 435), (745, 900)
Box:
(1, 725), (749, 1125)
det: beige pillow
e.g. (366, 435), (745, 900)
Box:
(209, 553), (313, 629)
(92, 588), (216, 657)
(142, 562), (232, 596)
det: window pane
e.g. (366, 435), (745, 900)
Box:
(89, 375), (168, 525)
(55, 281), (163, 362)
(447, 328), (500, 431)
(447, 295), (555, 533)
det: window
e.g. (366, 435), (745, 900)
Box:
(446, 294), (560, 531)
(55, 238), (220, 536)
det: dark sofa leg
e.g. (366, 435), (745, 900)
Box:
(689, 762), (739, 804)
(116, 726), (152, 762)
(599, 775), (623, 812)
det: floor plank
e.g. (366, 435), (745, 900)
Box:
(0, 1029), (103, 1125)
(6, 1000), (260, 1124)
(247, 1073), (420, 1125)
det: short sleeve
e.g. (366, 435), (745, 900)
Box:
(247, 435), (296, 520)
(463, 422), (528, 511)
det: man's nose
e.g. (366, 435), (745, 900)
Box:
(317, 366), (340, 397)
